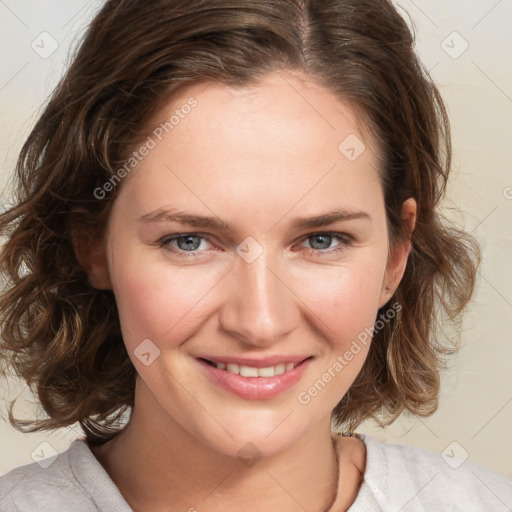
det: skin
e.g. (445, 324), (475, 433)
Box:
(79, 70), (416, 511)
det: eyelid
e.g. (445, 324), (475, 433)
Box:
(158, 231), (354, 257)
(157, 232), (215, 251)
(299, 231), (354, 244)
(297, 231), (354, 254)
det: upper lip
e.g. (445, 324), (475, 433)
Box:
(196, 354), (312, 368)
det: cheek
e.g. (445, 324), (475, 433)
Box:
(292, 258), (386, 344)
(108, 247), (223, 352)
(291, 262), (386, 408)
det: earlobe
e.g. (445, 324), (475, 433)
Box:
(379, 198), (417, 308)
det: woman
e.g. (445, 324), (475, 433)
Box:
(0, 1), (510, 510)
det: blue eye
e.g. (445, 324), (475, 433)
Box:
(304, 233), (353, 255)
(159, 234), (210, 254)
(158, 232), (353, 258)
(303, 233), (347, 252)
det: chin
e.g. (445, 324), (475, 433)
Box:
(191, 410), (319, 460)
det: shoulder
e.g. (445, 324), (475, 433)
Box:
(0, 441), (84, 511)
(0, 438), (130, 511)
(355, 433), (512, 511)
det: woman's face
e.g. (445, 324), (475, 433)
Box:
(95, 70), (413, 456)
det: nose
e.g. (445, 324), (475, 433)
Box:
(219, 250), (300, 347)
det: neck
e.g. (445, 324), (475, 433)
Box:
(90, 383), (343, 512)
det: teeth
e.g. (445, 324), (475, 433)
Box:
(257, 366), (276, 377)
(240, 366), (259, 377)
(226, 363), (240, 374)
(214, 361), (299, 377)
(273, 363), (285, 376)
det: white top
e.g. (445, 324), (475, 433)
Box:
(1, 433), (511, 511)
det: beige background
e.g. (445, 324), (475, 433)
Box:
(0, 0), (511, 478)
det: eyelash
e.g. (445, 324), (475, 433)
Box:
(157, 232), (354, 258)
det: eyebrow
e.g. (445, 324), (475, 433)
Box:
(138, 209), (371, 231)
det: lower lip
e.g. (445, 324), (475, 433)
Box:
(196, 357), (313, 400)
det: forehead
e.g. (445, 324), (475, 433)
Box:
(114, 70), (384, 227)
(147, 70), (377, 161)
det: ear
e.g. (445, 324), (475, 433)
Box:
(72, 232), (112, 290)
(378, 197), (417, 309)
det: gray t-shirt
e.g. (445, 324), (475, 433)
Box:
(1, 433), (511, 511)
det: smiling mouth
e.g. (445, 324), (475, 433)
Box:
(198, 357), (313, 378)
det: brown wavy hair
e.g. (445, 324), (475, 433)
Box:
(0, 0), (480, 445)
